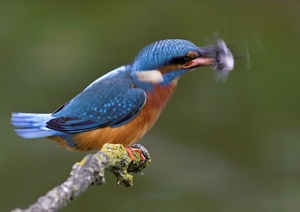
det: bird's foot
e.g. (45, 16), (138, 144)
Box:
(126, 144), (149, 161)
(102, 143), (151, 187)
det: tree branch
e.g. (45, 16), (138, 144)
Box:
(12, 143), (151, 212)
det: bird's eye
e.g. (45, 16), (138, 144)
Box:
(182, 56), (191, 62)
(169, 56), (192, 65)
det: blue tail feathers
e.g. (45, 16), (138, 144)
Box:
(11, 113), (58, 139)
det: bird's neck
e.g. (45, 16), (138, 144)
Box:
(131, 66), (185, 92)
(145, 78), (179, 113)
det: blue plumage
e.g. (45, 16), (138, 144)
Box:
(132, 39), (200, 71)
(12, 65), (146, 136)
(11, 38), (233, 150)
(11, 39), (203, 141)
(11, 113), (60, 138)
(48, 74), (146, 133)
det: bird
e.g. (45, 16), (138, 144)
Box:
(11, 39), (234, 155)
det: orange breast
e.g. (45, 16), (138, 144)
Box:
(51, 79), (178, 151)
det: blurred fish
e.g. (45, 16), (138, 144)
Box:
(201, 38), (250, 82)
(213, 39), (235, 82)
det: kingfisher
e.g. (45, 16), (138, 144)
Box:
(11, 39), (234, 155)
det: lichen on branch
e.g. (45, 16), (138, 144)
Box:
(12, 143), (151, 212)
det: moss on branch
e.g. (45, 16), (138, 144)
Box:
(12, 143), (151, 212)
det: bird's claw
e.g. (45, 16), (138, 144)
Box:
(127, 144), (151, 173)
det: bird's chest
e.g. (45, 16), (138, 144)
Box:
(118, 80), (178, 143)
(141, 81), (178, 127)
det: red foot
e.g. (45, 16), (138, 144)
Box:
(126, 147), (146, 161)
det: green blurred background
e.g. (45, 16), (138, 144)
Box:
(1, 1), (300, 211)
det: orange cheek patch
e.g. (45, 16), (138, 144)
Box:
(186, 51), (199, 58)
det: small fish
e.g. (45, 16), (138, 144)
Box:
(213, 39), (235, 82)
(200, 38), (235, 82)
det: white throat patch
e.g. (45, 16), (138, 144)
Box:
(135, 70), (164, 84)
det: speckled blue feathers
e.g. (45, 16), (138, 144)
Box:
(47, 74), (146, 133)
(11, 39), (203, 140)
(12, 65), (146, 137)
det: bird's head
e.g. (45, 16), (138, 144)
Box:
(131, 39), (215, 90)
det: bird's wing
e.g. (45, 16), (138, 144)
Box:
(46, 76), (146, 133)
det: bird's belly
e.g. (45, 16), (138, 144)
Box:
(51, 80), (178, 151)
